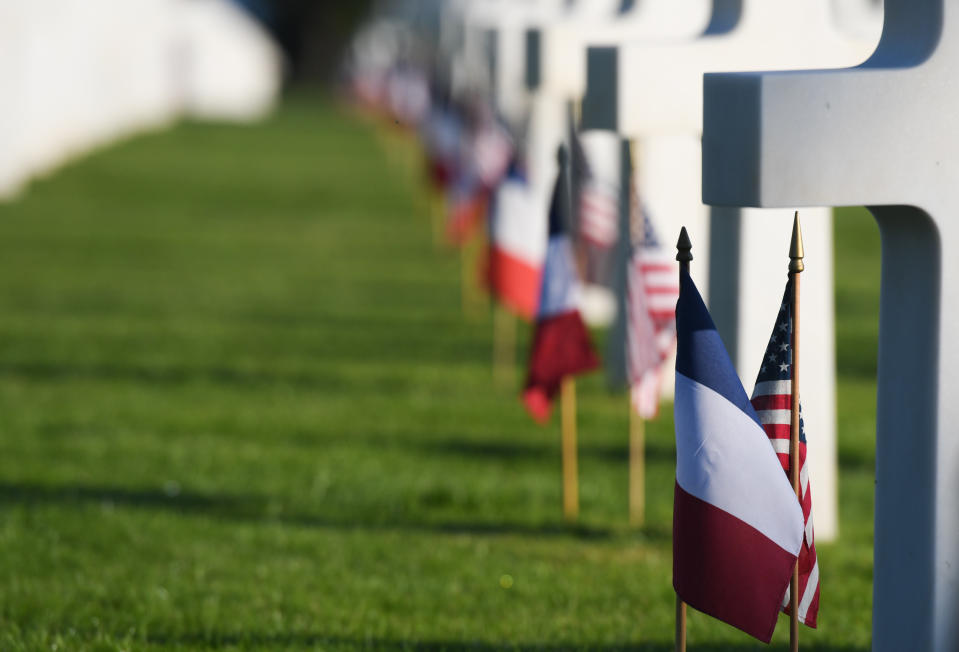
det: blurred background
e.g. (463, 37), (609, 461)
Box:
(248, 1), (375, 82)
(0, 0), (380, 199)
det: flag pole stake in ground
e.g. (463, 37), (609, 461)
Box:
(627, 138), (644, 529)
(559, 142), (580, 522)
(675, 593), (687, 652)
(789, 211), (804, 652)
(493, 304), (516, 389)
(674, 225), (692, 652)
(461, 231), (488, 321)
(561, 376), (579, 520)
(629, 405), (646, 527)
(431, 192), (445, 248)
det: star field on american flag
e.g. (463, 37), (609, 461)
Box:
(750, 278), (819, 628)
(639, 206), (660, 247)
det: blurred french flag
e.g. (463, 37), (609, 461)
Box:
(522, 163), (598, 423)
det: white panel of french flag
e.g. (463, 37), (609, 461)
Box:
(488, 173), (548, 320)
(672, 268), (804, 643)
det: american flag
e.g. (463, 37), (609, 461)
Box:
(578, 177), (620, 248)
(472, 116), (513, 190)
(572, 129), (620, 287)
(626, 186), (678, 418)
(750, 279), (820, 628)
(575, 131), (618, 250)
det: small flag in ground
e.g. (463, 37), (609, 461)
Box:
(444, 106), (514, 246)
(576, 131), (621, 287)
(522, 169), (599, 423)
(751, 278), (820, 628)
(673, 267), (804, 643)
(488, 162), (546, 320)
(445, 170), (488, 245)
(385, 63), (431, 128)
(471, 113), (513, 190)
(421, 103), (464, 192)
(626, 193), (678, 418)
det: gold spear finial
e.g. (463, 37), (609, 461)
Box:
(789, 211), (805, 273)
(676, 226), (693, 265)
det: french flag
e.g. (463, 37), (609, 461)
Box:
(673, 268), (805, 643)
(488, 163), (547, 320)
(522, 168), (598, 423)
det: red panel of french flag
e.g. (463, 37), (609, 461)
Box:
(673, 268), (805, 643)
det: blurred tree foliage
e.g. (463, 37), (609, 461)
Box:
(239, 0), (375, 84)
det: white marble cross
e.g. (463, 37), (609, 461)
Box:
(702, 1), (957, 648)
(445, 1), (569, 254)
(614, 0), (881, 542)
(454, 0), (566, 129)
(528, 1), (712, 326)
(537, 0), (711, 102)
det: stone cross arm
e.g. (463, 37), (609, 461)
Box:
(618, 0), (875, 138)
(538, 0), (710, 99)
(702, 66), (953, 209)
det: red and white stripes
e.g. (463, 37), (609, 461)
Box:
(751, 384), (820, 627)
(579, 179), (620, 247)
(626, 244), (678, 418)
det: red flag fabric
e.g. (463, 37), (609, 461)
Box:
(523, 311), (598, 422)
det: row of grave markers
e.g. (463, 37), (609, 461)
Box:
(453, 0), (877, 545)
(363, 0), (957, 648)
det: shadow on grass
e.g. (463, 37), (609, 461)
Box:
(423, 438), (876, 474)
(420, 439), (677, 465)
(0, 481), (625, 541)
(0, 360), (410, 393)
(144, 632), (868, 651)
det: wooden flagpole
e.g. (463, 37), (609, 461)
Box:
(462, 229), (489, 321)
(675, 595), (687, 652)
(674, 226), (692, 652)
(461, 240), (472, 316)
(629, 400), (646, 527)
(493, 303), (516, 389)
(557, 142), (580, 522)
(788, 212), (805, 652)
(431, 192), (446, 248)
(626, 139), (645, 529)
(561, 376), (579, 520)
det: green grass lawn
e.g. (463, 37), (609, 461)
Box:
(0, 96), (880, 651)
